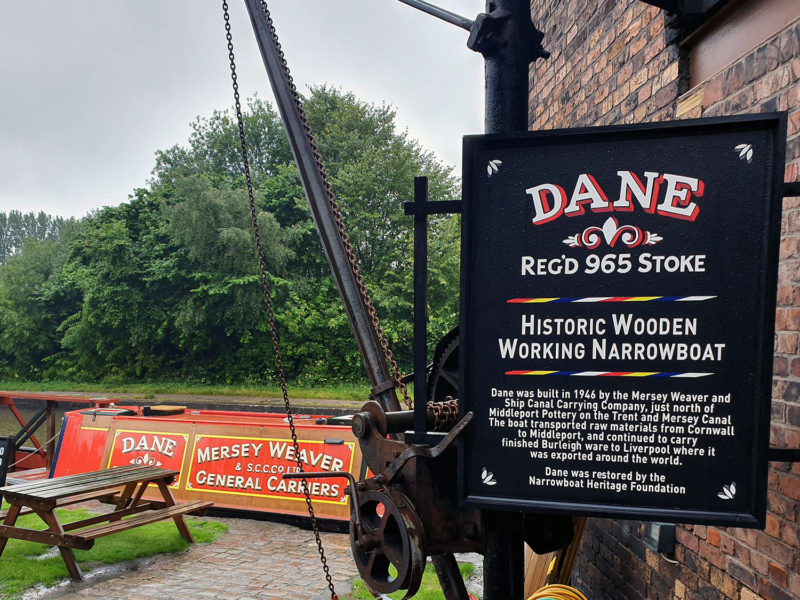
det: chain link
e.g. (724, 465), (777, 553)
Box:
(254, 0), (412, 410)
(427, 397), (460, 432)
(222, 3), (337, 598)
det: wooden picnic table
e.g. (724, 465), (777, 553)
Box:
(0, 465), (212, 580)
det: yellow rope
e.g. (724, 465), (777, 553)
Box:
(528, 584), (589, 600)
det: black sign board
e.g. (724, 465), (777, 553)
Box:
(459, 115), (786, 527)
(0, 436), (12, 487)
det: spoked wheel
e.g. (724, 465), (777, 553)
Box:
(350, 489), (425, 599)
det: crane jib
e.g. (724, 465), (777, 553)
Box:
(242, 0), (403, 413)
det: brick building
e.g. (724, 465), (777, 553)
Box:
(526, 1), (800, 598)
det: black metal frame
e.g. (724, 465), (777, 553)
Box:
(13, 406), (48, 450)
(405, 178), (462, 436)
(396, 0), (474, 31)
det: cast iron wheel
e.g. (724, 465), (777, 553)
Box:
(350, 489), (425, 598)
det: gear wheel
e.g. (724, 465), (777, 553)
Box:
(426, 327), (460, 404)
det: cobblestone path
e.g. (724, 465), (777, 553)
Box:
(26, 516), (358, 600)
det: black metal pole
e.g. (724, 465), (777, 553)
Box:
(243, 0), (400, 413)
(396, 0), (475, 30)
(482, 1), (530, 598)
(404, 187), (470, 600)
(484, 0), (531, 134)
(413, 176), (429, 434)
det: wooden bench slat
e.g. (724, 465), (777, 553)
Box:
(2, 467), (178, 501)
(0, 466), (144, 494)
(70, 500), (212, 541)
(1, 465), (172, 493)
(54, 486), (123, 505)
(61, 501), (162, 531)
(26, 475), (172, 502)
(53, 467), (174, 495)
(1, 467), (141, 497)
(0, 524), (93, 550)
(0, 486), (125, 520)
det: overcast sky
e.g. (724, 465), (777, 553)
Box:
(0, 1), (485, 218)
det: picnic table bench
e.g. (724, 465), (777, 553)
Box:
(0, 465), (212, 580)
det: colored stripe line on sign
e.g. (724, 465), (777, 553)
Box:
(506, 296), (716, 303)
(505, 371), (714, 378)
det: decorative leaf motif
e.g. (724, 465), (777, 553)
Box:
(481, 468), (497, 485)
(562, 218), (658, 248)
(644, 232), (663, 245)
(718, 482), (737, 500)
(735, 143), (753, 163)
(129, 452), (161, 467)
(487, 159), (503, 177)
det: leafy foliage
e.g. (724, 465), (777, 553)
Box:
(0, 211), (72, 265)
(0, 87), (461, 384)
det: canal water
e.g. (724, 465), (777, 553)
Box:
(0, 401), (71, 442)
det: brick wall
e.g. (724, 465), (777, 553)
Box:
(528, 1), (800, 599)
(529, 1), (680, 131)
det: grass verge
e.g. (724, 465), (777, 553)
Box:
(0, 380), (372, 402)
(344, 562), (477, 600)
(0, 503), (228, 599)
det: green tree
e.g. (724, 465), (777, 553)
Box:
(0, 222), (80, 376)
(0, 211), (71, 264)
(0, 87), (461, 384)
(152, 97), (292, 186)
(161, 176), (294, 381)
(151, 86), (461, 377)
(55, 199), (173, 379)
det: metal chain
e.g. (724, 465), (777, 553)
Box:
(427, 397), (460, 431)
(255, 0), (412, 410)
(222, 4), (337, 598)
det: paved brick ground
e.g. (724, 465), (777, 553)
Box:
(26, 516), (359, 600)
